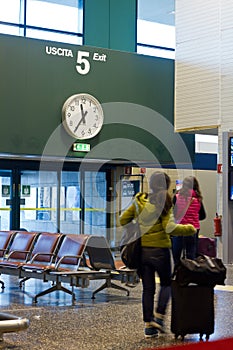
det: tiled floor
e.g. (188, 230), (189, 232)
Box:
(0, 265), (232, 350)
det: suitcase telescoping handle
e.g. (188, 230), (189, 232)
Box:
(184, 255), (215, 269)
(200, 254), (215, 268)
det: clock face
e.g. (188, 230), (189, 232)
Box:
(62, 93), (104, 140)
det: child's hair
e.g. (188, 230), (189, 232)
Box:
(179, 176), (203, 200)
(149, 171), (172, 215)
(149, 171), (171, 192)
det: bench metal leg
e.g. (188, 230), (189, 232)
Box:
(19, 277), (30, 288)
(33, 282), (75, 303)
(92, 278), (129, 299)
(0, 280), (4, 290)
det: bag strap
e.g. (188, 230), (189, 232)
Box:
(133, 201), (140, 219)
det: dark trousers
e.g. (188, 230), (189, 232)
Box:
(141, 247), (171, 322)
(171, 231), (199, 266)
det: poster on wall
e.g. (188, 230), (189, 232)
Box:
(121, 180), (140, 212)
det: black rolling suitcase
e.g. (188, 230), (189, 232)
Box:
(171, 279), (215, 341)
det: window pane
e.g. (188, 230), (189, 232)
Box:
(0, 0), (21, 23)
(27, 28), (82, 45)
(137, 0), (175, 59)
(60, 171), (80, 234)
(0, 171), (11, 231)
(0, 24), (22, 36)
(20, 170), (58, 233)
(195, 135), (218, 154)
(137, 45), (175, 60)
(84, 172), (107, 236)
(137, 20), (175, 50)
(27, 0), (83, 33)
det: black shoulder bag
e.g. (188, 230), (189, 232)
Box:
(120, 202), (141, 270)
(199, 201), (206, 220)
(174, 254), (227, 287)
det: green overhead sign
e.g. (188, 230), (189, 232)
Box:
(0, 34), (194, 165)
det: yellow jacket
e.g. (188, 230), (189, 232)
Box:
(119, 192), (196, 248)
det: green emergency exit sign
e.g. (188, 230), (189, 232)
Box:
(73, 143), (91, 152)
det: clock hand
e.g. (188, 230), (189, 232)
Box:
(73, 104), (88, 133)
(80, 104), (88, 124)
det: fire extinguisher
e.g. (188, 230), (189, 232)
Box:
(214, 213), (222, 236)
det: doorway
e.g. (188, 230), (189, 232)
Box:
(0, 163), (109, 238)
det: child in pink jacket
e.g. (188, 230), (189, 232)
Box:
(172, 176), (206, 265)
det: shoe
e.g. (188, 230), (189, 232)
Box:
(150, 313), (165, 333)
(144, 324), (159, 339)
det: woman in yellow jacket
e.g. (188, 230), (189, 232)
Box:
(120, 171), (196, 339)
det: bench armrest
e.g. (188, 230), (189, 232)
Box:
(7, 250), (31, 260)
(55, 254), (82, 269)
(30, 252), (55, 263)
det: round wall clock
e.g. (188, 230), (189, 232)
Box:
(62, 93), (104, 140)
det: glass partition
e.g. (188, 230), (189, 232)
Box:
(20, 170), (58, 232)
(83, 171), (107, 235)
(60, 171), (81, 234)
(0, 171), (12, 230)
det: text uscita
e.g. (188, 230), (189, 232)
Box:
(45, 46), (73, 57)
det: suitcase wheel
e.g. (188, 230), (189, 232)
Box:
(175, 334), (210, 342)
(174, 334), (185, 341)
(199, 333), (210, 341)
(199, 334), (210, 341)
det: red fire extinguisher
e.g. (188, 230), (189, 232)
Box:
(214, 213), (222, 236)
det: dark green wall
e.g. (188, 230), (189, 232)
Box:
(84, 0), (137, 52)
(0, 34), (194, 165)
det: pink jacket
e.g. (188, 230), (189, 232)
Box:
(174, 189), (201, 229)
